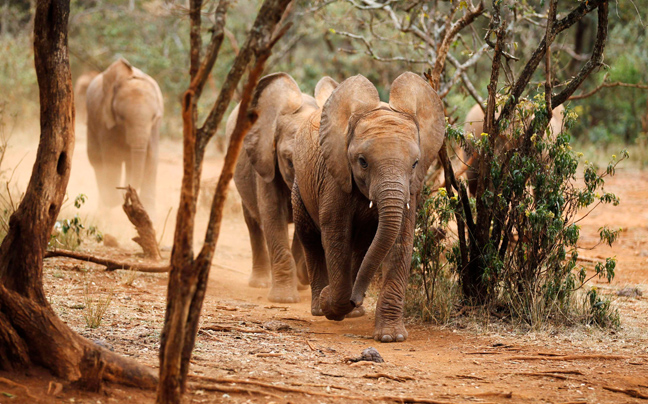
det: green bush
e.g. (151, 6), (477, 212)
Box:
(408, 186), (460, 324)
(49, 194), (103, 250)
(412, 102), (624, 329)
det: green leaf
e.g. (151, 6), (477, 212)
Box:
(2, 392), (16, 398)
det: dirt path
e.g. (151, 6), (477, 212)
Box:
(1, 135), (647, 403)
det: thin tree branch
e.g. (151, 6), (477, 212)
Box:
(569, 73), (648, 100)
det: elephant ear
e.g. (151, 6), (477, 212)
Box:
(320, 75), (380, 193)
(244, 72), (303, 182)
(389, 72), (445, 190)
(314, 76), (338, 108)
(101, 58), (134, 129)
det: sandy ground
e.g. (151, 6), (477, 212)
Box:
(0, 126), (647, 403)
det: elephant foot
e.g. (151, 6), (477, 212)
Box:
(248, 272), (271, 288)
(345, 305), (365, 318)
(310, 294), (324, 316)
(373, 320), (408, 343)
(268, 283), (300, 303)
(319, 286), (353, 321)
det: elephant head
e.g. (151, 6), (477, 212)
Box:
(242, 73), (310, 187)
(100, 58), (163, 190)
(319, 72), (445, 312)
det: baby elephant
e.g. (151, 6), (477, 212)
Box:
(460, 103), (565, 195)
(292, 73), (446, 342)
(229, 73), (337, 303)
(86, 58), (163, 214)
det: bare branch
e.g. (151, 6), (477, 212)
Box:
(496, 0), (605, 135)
(335, 30), (429, 64)
(191, 1), (229, 103)
(569, 73), (648, 100)
(429, 1), (485, 89)
(552, 1), (609, 106)
(440, 44), (488, 103)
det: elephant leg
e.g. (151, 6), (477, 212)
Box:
(140, 141), (157, 218)
(242, 204), (271, 288)
(373, 194), (417, 343)
(292, 184), (328, 316)
(258, 181), (300, 303)
(98, 155), (123, 210)
(344, 249), (367, 318)
(291, 233), (309, 290)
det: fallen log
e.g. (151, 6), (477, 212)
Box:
(44, 249), (170, 273)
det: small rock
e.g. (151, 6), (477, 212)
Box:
(350, 347), (384, 363)
(103, 234), (120, 248)
(617, 287), (643, 297)
(262, 320), (290, 331)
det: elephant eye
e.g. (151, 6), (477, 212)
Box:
(287, 160), (294, 169)
(358, 156), (368, 169)
(412, 160), (419, 169)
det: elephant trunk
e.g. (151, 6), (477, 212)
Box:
(129, 147), (147, 191)
(350, 179), (407, 308)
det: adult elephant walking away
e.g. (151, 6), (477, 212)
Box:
(292, 73), (446, 342)
(74, 70), (98, 125)
(230, 73), (338, 303)
(86, 58), (163, 214)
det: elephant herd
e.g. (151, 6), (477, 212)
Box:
(77, 60), (562, 343)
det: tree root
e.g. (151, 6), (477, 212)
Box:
(0, 285), (158, 389)
(44, 249), (170, 273)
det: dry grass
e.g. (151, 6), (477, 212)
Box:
(82, 277), (115, 329)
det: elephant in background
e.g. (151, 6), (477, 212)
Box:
(292, 72), (446, 342)
(86, 58), (163, 214)
(74, 70), (98, 124)
(230, 73), (338, 303)
(460, 103), (565, 195)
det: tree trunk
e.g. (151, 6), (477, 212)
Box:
(156, 1), (292, 403)
(0, 0), (156, 389)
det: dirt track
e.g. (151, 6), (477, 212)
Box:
(1, 131), (647, 403)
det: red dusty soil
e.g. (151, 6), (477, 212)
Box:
(0, 135), (647, 403)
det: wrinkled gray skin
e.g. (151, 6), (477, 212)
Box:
(86, 58), (163, 214)
(460, 103), (565, 196)
(292, 73), (446, 342)
(230, 73), (339, 303)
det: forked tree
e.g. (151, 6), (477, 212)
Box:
(157, 0), (292, 402)
(0, 0), (156, 389)
(0, 0), (290, 402)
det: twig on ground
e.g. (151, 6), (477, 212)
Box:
(187, 374), (472, 403)
(505, 354), (629, 361)
(363, 373), (415, 382)
(0, 376), (39, 400)
(602, 386), (648, 399)
(190, 383), (283, 399)
(289, 381), (350, 391)
(201, 324), (273, 334)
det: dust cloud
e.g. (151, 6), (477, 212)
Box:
(2, 119), (242, 252)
